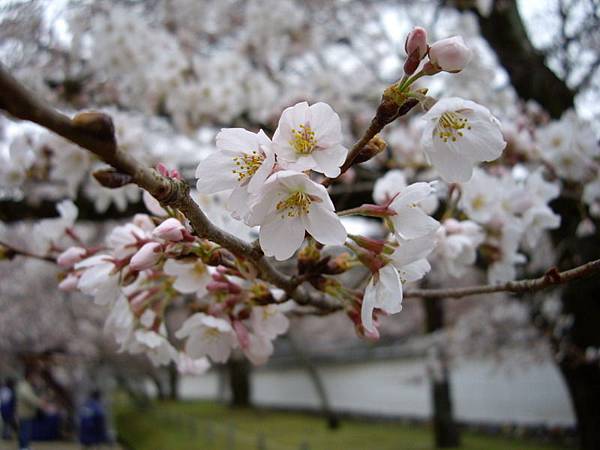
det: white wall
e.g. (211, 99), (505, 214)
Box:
(179, 356), (575, 426)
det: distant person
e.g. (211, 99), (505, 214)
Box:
(1, 378), (17, 439)
(16, 367), (45, 450)
(79, 390), (108, 449)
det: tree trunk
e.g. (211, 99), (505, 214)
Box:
(288, 335), (340, 429)
(423, 297), (460, 448)
(168, 362), (179, 401)
(227, 357), (251, 407)
(559, 362), (600, 450)
(470, 0), (575, 118)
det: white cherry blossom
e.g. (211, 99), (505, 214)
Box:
(128, 329), (177, 366)
(362, 234), (437, 332)
(164, 258), (212, 296)
(272, 101), (347, 177)
(374, 170), (439, 215)
(76, 254), (120, 306)
(176, 353), (211, 375)
(388, 182), (440, 240)
(175, 313), (237, 363)
(434, 219), (485, 278)
(195, 128), (275, 219)
(250, 305), (290, 339)
(248, 171), (346, 260)
(420, 97), (506, 182)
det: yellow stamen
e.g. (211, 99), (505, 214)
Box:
(290, 124), (317, 155)
(231, 151), (265, 182)
(437, 111), (471, 143)
(276, 191), (312, 218)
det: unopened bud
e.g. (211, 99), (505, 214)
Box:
(324, 253), (353, 275)
(428, 36), (471, 73)
(405, 27), (428, 60)
(130, 242), (162, 271)
(92, 168), (133, 188)
(404, 27), (428, 75)
(354, 135), (387, 164)
(298, 243), (321, 274)
(72, 111), (116, 144)
(350, 235), (387, 254)
(153, 218), (185, 241)
(249, 282), (274, 305)
(57, 246), (86, 268)
(233, 320), (250, 350)
(58, 273), (79, 291)
(0, 244), (16, 261)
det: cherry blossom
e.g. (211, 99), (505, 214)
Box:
(195, 128), (275, 219)
(163, 258), (212, 296)
(250, 305), (290, 339)
(175, 313), (237, 363)
(248, 170), (346, 260)
(428, 36), (472, 73)
(387, 182), (440, 240)
(420, 98), (506, 182)
(434, 219), (485, 278)
(361, 234), (437, 333)
(272, 101), (348, 177)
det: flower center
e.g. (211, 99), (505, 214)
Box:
(276, 191), (312, 218)
(437, 111), (471, 143)
(290, 124), (317, 155)
(471, 194), (485, 210)
(203, 327), (221, 341)
(232, 151), (265, 182)
(194, 262), (206, 276)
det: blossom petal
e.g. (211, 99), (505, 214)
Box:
(304, 205), (346, 246)
(259, 214), (305, 261)
(195, 152), (238, 193)
(392, 207), (440, 240)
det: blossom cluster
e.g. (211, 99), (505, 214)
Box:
(53, 199), (289, 371)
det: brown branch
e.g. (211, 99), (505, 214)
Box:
(321, 97), (419, 187)
(0, 65), (334, 307)
(0, 240), (56, 263)
(404, 259), (600, 300)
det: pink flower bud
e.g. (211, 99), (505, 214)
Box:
(153, 218), (185, 241)
(57, 246), (86, 268)
(405, 27), (428, 59)
(130, 242), (162, 271)
(233, 320), (250, 350)
(428, 36), (471, 73)
(58, 273), (79, 291)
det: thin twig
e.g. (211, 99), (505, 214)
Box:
(404, 259), (600, 299)
(321, 98), (419, 187)
(0, 240), (56, 263)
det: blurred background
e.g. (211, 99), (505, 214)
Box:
(1, 0), (599, 449)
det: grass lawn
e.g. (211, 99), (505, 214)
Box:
(115, 400), (570, 450)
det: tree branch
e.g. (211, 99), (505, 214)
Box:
(321, 98), (419, 187)
(0, 240), (56, 263)
(0, 65), (322, 305)
(404, 259), (600, 299)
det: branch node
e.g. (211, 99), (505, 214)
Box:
(72, 111), (117, 149)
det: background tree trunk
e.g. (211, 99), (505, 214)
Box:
(423, 297), (460, 448)
(227, 357), (251, 408)
(168, 362), (179, 401)
(468, 0), (575, 118)
(288, 335), (340, 429)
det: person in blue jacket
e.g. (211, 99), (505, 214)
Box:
(1, 378), (17, 440)
(78, 390), (108, 449)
